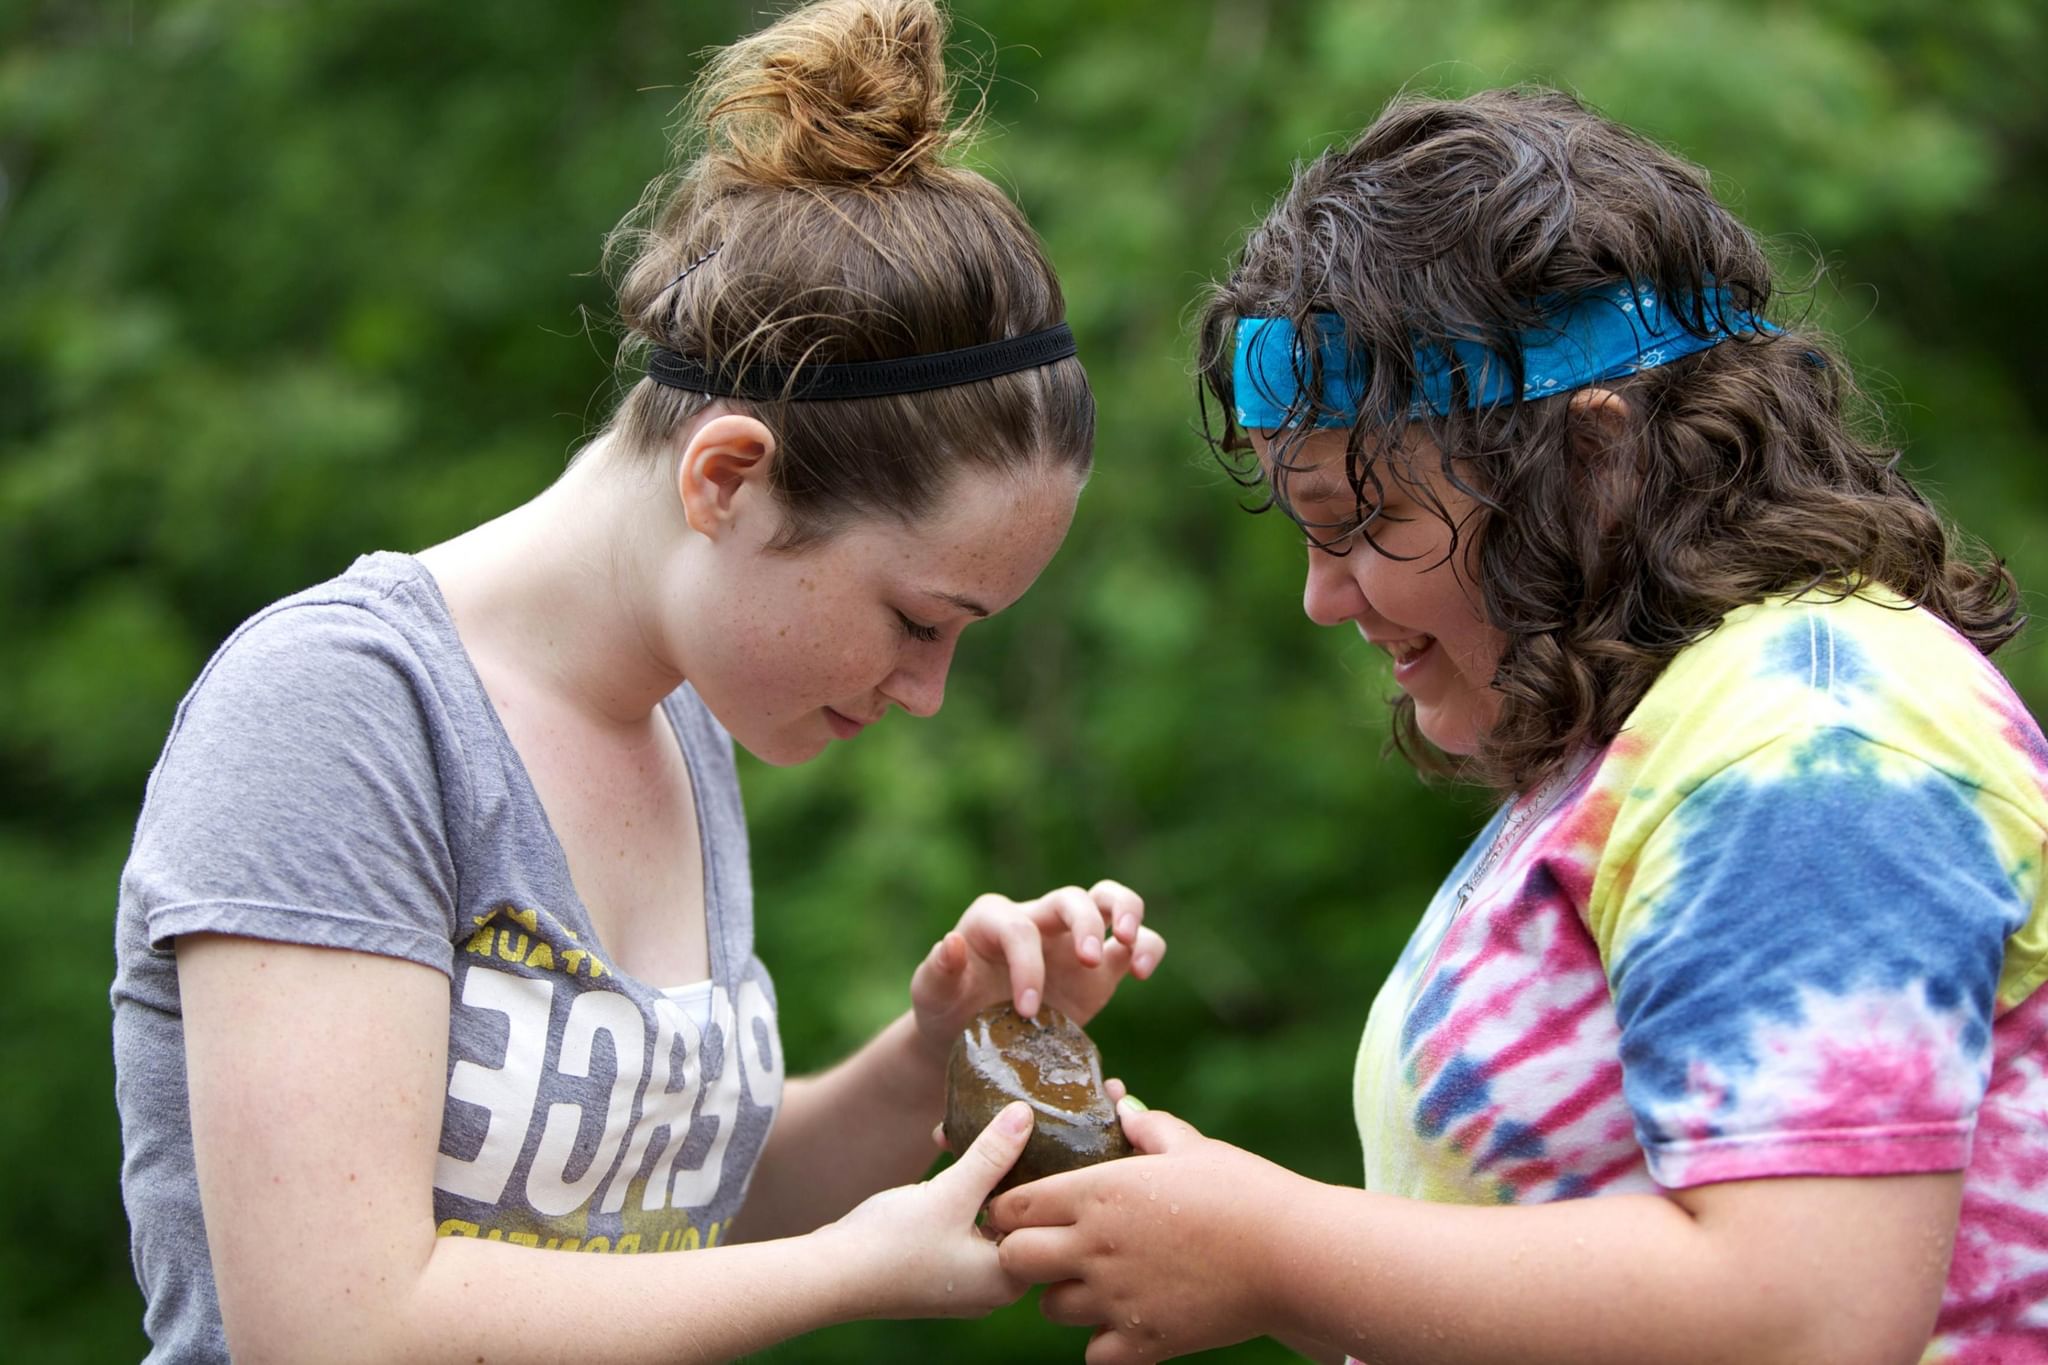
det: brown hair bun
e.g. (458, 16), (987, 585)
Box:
(602, 0), (1091, 550)
(695, 0), (960, 189)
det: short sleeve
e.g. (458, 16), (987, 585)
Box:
(125, 601), (464, 975)
(1604, 725), (2036, 1188)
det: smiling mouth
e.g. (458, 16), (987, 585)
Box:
(1385, 636), (1435, 666)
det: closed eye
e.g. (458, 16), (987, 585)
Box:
(1304, 515), (1372, 554)
(1304, 505), (1409, 555)
(896, 611), (942, 644)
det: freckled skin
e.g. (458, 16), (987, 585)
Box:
(664, 463), (1083, 767)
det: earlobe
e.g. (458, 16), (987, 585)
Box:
(676, 413), (777, 538)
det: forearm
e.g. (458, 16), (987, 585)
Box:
(1268, 1185), (1714, 1365)
(732, 1010), (948, 1241)
(417, 1230), (861, 1363)
(222, 1224), (862, 1365)
(1263, 1179), (1930, 1365)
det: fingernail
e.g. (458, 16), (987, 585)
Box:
(1003, 1102), (1034, 1135)
(1118, 1095), (1149, 1114)
(1117, 915), (1136, 939)
(1083, 935), (1102, 960)
(1132, 952), (1153, 976)
(1018, 988), (1040, 1017)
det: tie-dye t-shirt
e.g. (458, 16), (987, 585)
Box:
(1354, 588), (2048, 1358)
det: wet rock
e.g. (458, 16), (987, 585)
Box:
(943, 1004), (1134, 1193)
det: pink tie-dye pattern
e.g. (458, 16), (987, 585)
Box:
(1407, 885), (1597, 1094)
(1393, 826), (1650, 1200)
(1356, 596), (2048, 1358)
(1927, 989), (2048, 1358)
(1801, 1017), (1964, 1125)
(1985, 675), (2048, 806)
(1647, 985), (1988, 1187)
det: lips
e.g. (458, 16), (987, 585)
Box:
(1367, 633), (1435, 666)
(823, 706), (876, 739)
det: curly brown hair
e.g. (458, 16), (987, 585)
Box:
(1196, 87), (2020, 794)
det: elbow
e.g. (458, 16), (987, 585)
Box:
(1777, 1341), (1928, 1365)
(222, 1314), (408, 1365)
(1762, 1308), (1938, 1365)
(215, 1275), (417, 1365)
(224, 1328), (387, 1365)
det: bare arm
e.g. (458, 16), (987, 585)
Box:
(180, 935), (1034, 1365)
(1270, 1170), (1958, 1365)
(993, 1105), (1959, 1365)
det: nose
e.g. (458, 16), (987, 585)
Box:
(1302, 545), (1368, 628)
(882, 642), (953, 718)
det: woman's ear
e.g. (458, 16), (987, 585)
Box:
(1566, 386), (1631, 458)
(1566, 386), (1638, 536)
(676, 413), (778, 539)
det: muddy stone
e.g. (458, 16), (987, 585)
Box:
(943, 1004), (1134, 1193)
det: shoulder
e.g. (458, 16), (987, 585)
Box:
(124, 557), (477, 962)
(1576, 598), (2048, 1010)
(202, 554), (445, 687)
(1581, 589), (2048, 920)
(172, 554), (473, 752)
(141, 554), (489, 836)
(1617, 588), (2043, 795)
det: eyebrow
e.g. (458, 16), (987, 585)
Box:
(1282, 474), (1354, 514)
(924, 589), (991, 619)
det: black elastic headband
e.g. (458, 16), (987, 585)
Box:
(645, 323), (1076, 401)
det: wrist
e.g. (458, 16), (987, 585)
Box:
(1255, 1171), (1358, 1344)
(872, 1010), (950, 1110)
(781, 1223), (889, 1325)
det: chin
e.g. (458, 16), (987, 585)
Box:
(1416, 716), (1484, 757)
(722, 720), (830, 768)
(742, 737), (829, 768)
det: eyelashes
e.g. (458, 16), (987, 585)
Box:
(897, 612), (942, 643)
(1302, 508), (1412, 555)
(1304, 518), (1366, 551)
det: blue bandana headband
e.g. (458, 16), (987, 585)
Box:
(1231, 281), (1776, 430)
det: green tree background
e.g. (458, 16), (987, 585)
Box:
(5, 0), (2044, 1359)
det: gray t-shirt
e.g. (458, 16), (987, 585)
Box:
(111, 552), (783, 1364)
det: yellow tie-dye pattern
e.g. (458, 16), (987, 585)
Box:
(1582, 591), (2048, 1007)
(1353, 588), (2048, 1206)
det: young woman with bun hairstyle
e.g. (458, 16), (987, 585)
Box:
(990, 89), (2048, 1364)
(111, 3), (1161, 1360)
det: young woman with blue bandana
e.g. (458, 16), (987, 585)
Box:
(989, 89), (2048, 1364)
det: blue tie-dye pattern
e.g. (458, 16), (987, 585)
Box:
(1393, 817), (1513, 1055)
(1476, 1118), (1545, 1169)
(1612, 726), (2023, 1135)
(1417, 1056), (1492, 1140)
(1402, 968), (1462, 1055)
(1759, 613), (1873, 693)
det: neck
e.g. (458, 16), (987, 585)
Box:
(420, 431), (691, 729)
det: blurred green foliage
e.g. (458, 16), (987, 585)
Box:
(5, 0), (2046, 1359)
